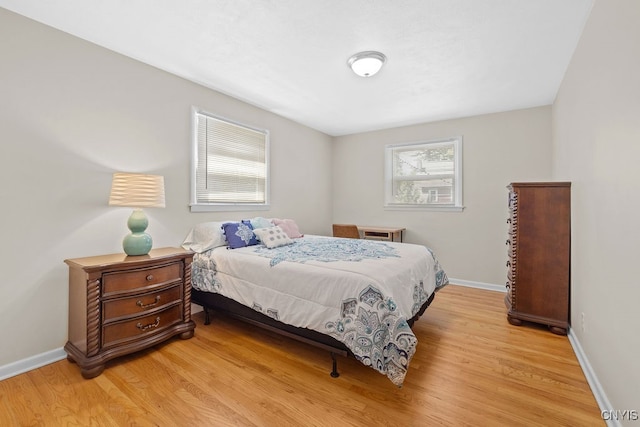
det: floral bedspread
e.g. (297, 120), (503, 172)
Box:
(192, 236), (448, 386)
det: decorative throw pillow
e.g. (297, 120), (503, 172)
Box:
(253, 226), (293, 249)
(250, 216), (273, 230)
(222, 221), (259, 249)
(181, 221), (231, 253)
(272, 218), (303, 238)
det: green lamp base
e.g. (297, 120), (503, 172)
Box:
(122, 209), (153, 256)
(123, 233), (153, 256)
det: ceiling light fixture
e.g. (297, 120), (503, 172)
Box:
(347, 51), (387, 77)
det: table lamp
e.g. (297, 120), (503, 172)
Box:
(108, 172), (166, 256)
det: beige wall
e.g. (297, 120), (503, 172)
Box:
(332, 106), (553, 285)
(0, 8), (333, 367)
(552, 0), (640, 415)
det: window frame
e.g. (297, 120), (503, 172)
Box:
(384, 136), (464, 211)
(190, 107), (270, 212)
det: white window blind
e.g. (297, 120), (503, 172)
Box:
(191, 110), (269, 211)
(384, 137), (463, 211)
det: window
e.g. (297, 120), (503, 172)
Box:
(190, 109), (269, 212)
(384, 136), (463, 211)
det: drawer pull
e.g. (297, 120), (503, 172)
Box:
(137, 317), (160, 331)
(146, 274), (154, 281)
(136, 295), (161, 309)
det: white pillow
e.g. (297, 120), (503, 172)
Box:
(253, 226), (293, 249)
(181, 221), (230, 253)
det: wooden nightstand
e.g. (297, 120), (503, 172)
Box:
(64, 247), (195, 378)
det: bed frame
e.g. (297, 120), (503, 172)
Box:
(191, 288), (435, 378)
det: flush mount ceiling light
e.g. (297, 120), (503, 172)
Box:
(347, 51), (387, 77)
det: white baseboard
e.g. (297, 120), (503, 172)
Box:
(448, 277), (505, 293)
(0, 347), (66, 382)
(568, 329), (618, 427)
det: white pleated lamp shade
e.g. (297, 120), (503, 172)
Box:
(108, 173), (166, 208)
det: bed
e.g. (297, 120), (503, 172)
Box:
(184, 219), (449, 387)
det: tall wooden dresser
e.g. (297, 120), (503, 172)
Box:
(64, 247), (195, 378)
(505, 182), (571, 335)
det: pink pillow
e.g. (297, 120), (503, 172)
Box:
(272, 218), (303, 238)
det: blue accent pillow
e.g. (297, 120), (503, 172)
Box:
(221, 221), (259, 249)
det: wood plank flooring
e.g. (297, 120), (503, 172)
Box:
(0, 285), (603, 426)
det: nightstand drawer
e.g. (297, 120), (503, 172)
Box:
(102, 304), (182, 349)
(102, 284), (182, 322)
(103, 262), (182, 296)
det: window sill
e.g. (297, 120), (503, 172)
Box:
(190, 204), (270, 213)
(384, 205), (465, 212)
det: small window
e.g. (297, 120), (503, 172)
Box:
(384, 137), (463, 211)
(190, 109), (269, 212)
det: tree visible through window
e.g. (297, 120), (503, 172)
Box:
(385, 137), (462, 210)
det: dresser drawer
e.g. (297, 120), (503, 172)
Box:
(102, 304), (182, 349)
(102, 284), (182, 322)
(102, 262), (182, 296)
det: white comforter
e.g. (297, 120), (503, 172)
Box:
(191, 235), (448, 386)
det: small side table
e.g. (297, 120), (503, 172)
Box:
(357, 226), (406, 242)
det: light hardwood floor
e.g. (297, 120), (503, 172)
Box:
(0, 285), (603, 426)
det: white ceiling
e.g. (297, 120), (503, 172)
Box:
(1, 0), (593, 136)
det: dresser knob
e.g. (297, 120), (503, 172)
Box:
(146, 274), (154, 281)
